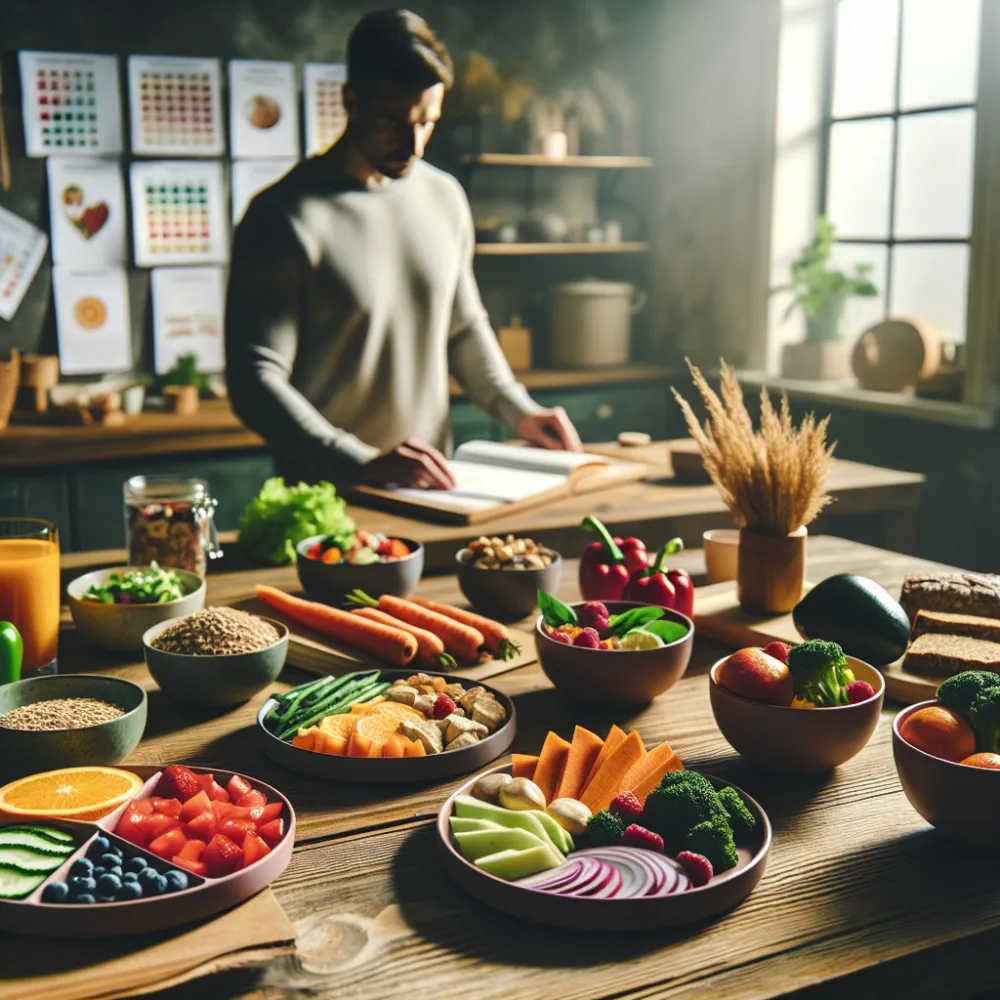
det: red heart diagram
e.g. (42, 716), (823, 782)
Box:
(62, 184), (110, 240)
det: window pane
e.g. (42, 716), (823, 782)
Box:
(890, 243), (969, 342)
(827, 119), (894, 238)
(832, 0), (900, 117)
(900, 0), (981, 110)
(831, 242), (889, 338)
(894, 109), (976, 238)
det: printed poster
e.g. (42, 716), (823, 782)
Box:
(229, 60), (299, 159)
(151, 266), (226, 374)
(52, 266), (132, 375)
(0, 205), (49, 321)
(304, 63), (348, 156)
(47, 158), (127, 266)
(231, 159), (295, 224)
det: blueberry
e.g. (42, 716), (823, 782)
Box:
(91, 866), (106, 878)
(99, 853), (120, 868)
(116, 880), (143, 901)
(69, 876), (96, 893)
(124, 856), (147, 874)
(97, 873), (122, 896)
(74, 893), (96, 904)
(42, 881), (69, 903)
(152, 875), (168, 895)
(123, 871), (140, 883)
(87, 836), (110, 860)
(163, 870), (189, 892)
(69, 858), (94, 878)
(97, 895), (116, 903)
(138, 868), (160, 889)
(106, 866), (123, 879)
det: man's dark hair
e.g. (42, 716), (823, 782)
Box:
(347, 9), (454, 98)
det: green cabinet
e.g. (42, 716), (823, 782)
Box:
(450, 401), (496, 446)
(0, 472), (73, 549)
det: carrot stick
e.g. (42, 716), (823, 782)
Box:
(408, 597), (521, 661)
(347, 591), (484, 663)
(255, 585), (417, 666)
(351, 607), (458, 669)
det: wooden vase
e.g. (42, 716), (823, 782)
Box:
(737, 526), (807, 615)
(164, 385), (199, 416)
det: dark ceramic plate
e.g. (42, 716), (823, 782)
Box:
(437, 764), (771, 930)
(295, 535), (424, 605)
(257, 670), (516, 783)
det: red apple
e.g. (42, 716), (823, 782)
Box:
(716, 647), (795, 706)
(762, 641), (792, 665)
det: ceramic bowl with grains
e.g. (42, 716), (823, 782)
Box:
(143, 607), (289, 707)
(457, 536), (562, 620)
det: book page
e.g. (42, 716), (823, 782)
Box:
(453, 440), (608, 476)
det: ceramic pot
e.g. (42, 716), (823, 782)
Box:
(737, 526), (807, 615)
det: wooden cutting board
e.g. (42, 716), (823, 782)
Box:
(692, 582), (938, 705)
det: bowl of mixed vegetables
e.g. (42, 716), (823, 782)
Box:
(67, 563), (206, 653)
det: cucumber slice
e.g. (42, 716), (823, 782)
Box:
(2, 825), (74, 846)
(0, 846), (67, 873)
(0, 829), (74, 855)
(0, 866), (44, 900)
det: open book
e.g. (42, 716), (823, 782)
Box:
(354, 440), (648, 524)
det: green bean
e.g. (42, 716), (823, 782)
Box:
(277, 682), (389, 739)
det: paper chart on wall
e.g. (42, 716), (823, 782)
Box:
(231, 159), (295, 224)
(128, 55), (225, 156)
(52, 266), (132, 375)
(151, 266), (226, 375)
(229, 60), (299, 159)
(19, 51), (123, 157)
(0, 206), (49, 322)
(130, 160), (228, 266)
(304, 63), (348, 156)
(46, 158), (127, 266)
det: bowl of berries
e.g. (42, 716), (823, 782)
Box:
(534, 593), (694, 706)
(296, 531), (424, 605)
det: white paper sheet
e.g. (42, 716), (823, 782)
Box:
(151, 266), (225, 374)
(46, 158), (127, 266)
(304, 63), (348, 156)
(52, 266), (132, 375)
(128, 55), (225, 156)
(0, 206), (49, 322)
(19, 51), (123, 157)
(229, 60), (299, 159)
(231, 159), (296, 224)
(130, 160), (228, 266)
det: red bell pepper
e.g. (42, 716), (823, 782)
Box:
(622, 538), (695, 617)
(578, 515), (649, 602)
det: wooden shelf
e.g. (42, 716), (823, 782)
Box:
(458, 153), (653, 169)
(476, 241), (649, 256)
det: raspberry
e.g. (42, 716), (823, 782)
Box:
(578, 602), (610, 631)
(845, 680), (876, 704)
(609, 791), (643, 823)
(762, 641), (792, 664)
(547, 628), (572, 644)
(622, 824), (664, 852)
(432, 693), (457, 719)
(572, 627), (601, 649)
(676, 851), (714, 887)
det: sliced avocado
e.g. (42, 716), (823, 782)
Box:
(474, 845), (563, 881)
(530, 810), (574, 853)
(0, 866), (44, 899)
(0, 846), (67, 873)
(793, 574), (910, 666)
(0, 829), (74, 855)
(454, 796), (564, 858)
(455, 827), (556, 863)
(449, 817), (503, 835)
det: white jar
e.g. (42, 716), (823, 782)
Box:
(551, 280), (647, 368)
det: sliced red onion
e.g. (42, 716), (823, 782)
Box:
(571, 863), (623, 898)
(516, 860), (584, 890)
(572, 848), (654, 898)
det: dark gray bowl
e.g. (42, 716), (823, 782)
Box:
(295, 535), (424, 606)
(142, 615), (289, 707)
(0, 674), (147, 782)
(456, 548), (562, 621)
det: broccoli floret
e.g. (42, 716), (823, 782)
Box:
(684, 814), (738, 873)
(586, 809), (626, 846)
(641, 771), (727, 853)
(717, 786), (756, 843)
(787, 640), (851, 707)
(937, 671), (1000, 728)
(970, 687), (1000, 754)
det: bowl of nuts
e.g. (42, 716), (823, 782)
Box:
(456, 536), (562, 621)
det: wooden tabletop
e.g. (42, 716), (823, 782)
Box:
(48, 535), (1000, 1000)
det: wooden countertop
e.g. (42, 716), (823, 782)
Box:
(37, 535), (1000, 1000)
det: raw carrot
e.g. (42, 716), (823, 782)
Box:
(348, 591), (484, 664)
(554, 726), (605, 801)
(580, 724), (626, 798)
(255, 585), (418, 665)
(621, 740), (684, 804)
(351, 606), (458, 669)
(511, 754), (539, 781)
(580, 731), (647, 813)
(408, 597), (521, 661)
(533, 731), (572, 804)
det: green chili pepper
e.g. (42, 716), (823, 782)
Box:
(0, 622), (23, 686)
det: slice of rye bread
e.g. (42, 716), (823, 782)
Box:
(903, 633), (1000, 677)
(911, 609), (1000, 643)
(900, 573), (1000, 622)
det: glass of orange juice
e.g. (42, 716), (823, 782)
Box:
(0, 518), (60, 674)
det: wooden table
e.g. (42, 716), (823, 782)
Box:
(47, 535), (1000, 1000)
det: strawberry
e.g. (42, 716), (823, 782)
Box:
(177, 838), (206, 862)
(227, 775), (254, 802)
(156, 764), (202, 802)
(151, 796), (183, 818)
(116, 807), (150, 847)
(257, 818), (285, 848)
(242, 834), (271, 869)
(173, 857), (207, 877)
(236, 789), (267, 810)
(202, 834), (243, 878)
(148, 827), (187, 861)
(183, 810), (216, 843)
(218, 817), (257, 846)
(249, 801), (283, 825)
(180, 790), (212, 822)
(138, 811), (179, 844)
(195, 772), (230, 803)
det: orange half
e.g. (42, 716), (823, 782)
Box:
(0, 766), (143, 821)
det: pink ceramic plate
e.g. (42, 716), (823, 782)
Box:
(0, 765), (295, 938)
(437, 764), (771, 931)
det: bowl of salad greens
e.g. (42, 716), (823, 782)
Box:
(67, 563), (206, 653)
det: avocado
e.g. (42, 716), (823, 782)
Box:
(793, 573), (910, 665)
(449, 817), (501, 835)
(531, 810), (574, 853)
(455, 827), (561, 866)
(474, 845), (563, 880)
(453, 796), (565, 858)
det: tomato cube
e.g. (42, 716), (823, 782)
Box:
(236, 789), (267, 810)
(173, 857), (207, 877)
(226, 775), (253, 801)
(218, 817), (257, 846)
(180, 790), (212, 822)
(257, 818), (285, 848)
(249, 801), (283, 824)
(151, 797), (183, 818)
(242, 834), (271, 869)
(183, 810), (216, 843)
(115, 807), (150, 847)
(139, 811), (180, 844)
(177, 838), (206, 861)
(148, 827), (188, 861)
(195, 772), (230, 802)
(202, 834), (243, 878)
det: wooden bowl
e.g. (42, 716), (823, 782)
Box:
(535, 602), (693, 705)
(437, 764), (771, 930)
(256, 670), (516, 783)
(893, 702), (1000, 848)
(709, 656), (884, 773)
(295, 535), (424, 606)
(456, 548), (562, 620)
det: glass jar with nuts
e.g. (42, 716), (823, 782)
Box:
(461, 535), (557, 571)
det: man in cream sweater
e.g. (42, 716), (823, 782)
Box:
(226, 9), (581, 490)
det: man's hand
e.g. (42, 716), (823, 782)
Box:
(361, 438), (457, 490)
(516, 407), (582, 452)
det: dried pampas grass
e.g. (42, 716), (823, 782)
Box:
(672, 360), (835, 535)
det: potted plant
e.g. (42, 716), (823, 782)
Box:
(156, 354), (209, 415)
(777, 216), (877, 380)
